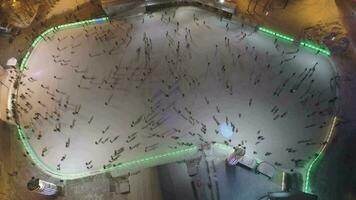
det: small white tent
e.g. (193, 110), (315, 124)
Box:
(6, 57), (17, 67)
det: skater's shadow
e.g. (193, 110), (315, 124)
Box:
(224, 162), (237, 183)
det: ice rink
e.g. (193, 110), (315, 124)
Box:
(16, 6), (337, 176)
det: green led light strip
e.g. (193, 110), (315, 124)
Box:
(18, 125), (197, 179)
(17, 17), (334, 181)
(16, 16), (199, 180)
(215, 115), (336, 194)
(300, 41), (331, 56)
(258, 27), (294, 42)
(304, 116), (337, 193)
(17, 126), (65, 178)
(19, 17), (110, 71)
(258, 27), (331, 56)
(215, 134), (338, 194)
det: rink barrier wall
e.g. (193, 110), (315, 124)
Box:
(258, 27), (331, 56)
(258, 27), (294, 42)
(17, 11), (333, 185)
(215, 117), (338, 194)
(19, 17), (110, 71)
(17, 125), (198, 180)
(16, 16), (201, 180)
(142, 1), (331, 55)
(303, 116), (337, 193)
(302, 45), (339, 193)
(103, 0), (330, 57)
(258, 25), (334, 194)
(300, 41), (331, 56)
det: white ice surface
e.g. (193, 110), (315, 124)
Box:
(17, 6), (336, 175)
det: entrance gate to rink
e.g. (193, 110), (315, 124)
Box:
(145, 1), (234, 19)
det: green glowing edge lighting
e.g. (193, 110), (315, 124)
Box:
(19, 17), (110, 71)
(16, 16), (198, 180)
(303, 116), (337, 193)
(215, 118), (337, 195)
(18, 125), (197, 180)
(258, 27), (294, 42)
(258, 26), (334, 193)
(258, 27), (331, 56)
(300, 41), (331, 56)
(17, 17), (334, 181)
(214, 117), (337, 194)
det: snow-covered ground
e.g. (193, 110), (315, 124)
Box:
(16, 6), (337, 175)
